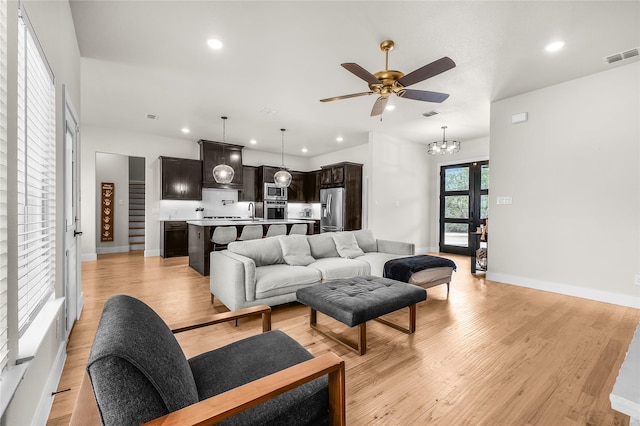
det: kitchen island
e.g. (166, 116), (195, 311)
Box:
(186, 219), (316, 276)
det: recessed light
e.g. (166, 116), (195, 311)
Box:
(301, 148), (308, 153)
(181, 127), (190, 134)
(385, 105), (396, 111)
(336, 136), (343, 142)
(545, 41), (565, 52)
(250, 139), (257, 145)
(207, 38), (223, 50)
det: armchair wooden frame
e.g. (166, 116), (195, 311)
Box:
(70, 304), (346, 426)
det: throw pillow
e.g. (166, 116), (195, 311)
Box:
(279, 235), (316, 266)
(332, 232), (364, 259)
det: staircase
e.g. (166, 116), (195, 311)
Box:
(129, 180), (145, 251)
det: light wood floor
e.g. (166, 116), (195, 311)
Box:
(47, 251), (639, 425)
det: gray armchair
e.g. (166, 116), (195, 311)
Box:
(70, 295), (345, 425)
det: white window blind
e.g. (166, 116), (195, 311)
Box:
(16, 7), (55, 337)
(0, 0), (8, 372)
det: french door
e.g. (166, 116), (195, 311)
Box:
(439, 161), (489, 255)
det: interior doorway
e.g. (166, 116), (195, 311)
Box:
(439, 161), (489, 255)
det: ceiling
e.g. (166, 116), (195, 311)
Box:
(68, 1), (640, 158)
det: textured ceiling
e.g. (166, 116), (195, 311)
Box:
(69, 1), (640, 157)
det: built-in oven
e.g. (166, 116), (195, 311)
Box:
(264, 183), (287, 201)
(264, 200), (287, 220)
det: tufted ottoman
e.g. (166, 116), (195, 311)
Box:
(296, 276), (427, 355)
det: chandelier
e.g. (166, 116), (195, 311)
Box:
(274, 128), (292, 188)
(427, 126), (460, 155)
(212, 116), (235, 184)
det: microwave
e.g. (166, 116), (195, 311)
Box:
(264, 183), (287, 200)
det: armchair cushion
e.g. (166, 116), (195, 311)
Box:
(87, 295), (199, 425)
(189, 330), (329, 425)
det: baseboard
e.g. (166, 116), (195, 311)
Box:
(144, 249), (160, 257)
(33, 341), (67, 426)
(486, 272), (640, 309)
(96, 246), (130, 254)
(81, 253), (97, 262)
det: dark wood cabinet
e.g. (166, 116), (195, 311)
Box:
(159, 156), (202, 200)
(320, 164), (345, 187)
(198, 140), (244, 189)
(287, 172), (305, 202)
(321, 162), (363, 231)
(188, 224), (212, 276)
(304, 170), (321, 203)
(239, 165), (257, 201)
(160, 221), (189, 258)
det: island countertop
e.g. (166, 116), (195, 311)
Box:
(185, 218), (315, 226)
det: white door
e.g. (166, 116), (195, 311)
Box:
(63, 86), (81, 336)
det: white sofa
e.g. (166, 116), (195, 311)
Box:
(210, 229), (415, 311)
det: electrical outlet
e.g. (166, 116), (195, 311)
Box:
(635, 274), (640, 286)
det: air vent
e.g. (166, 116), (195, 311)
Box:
(604, 48), (639, 64)
(145, 113), (159, 120)
(422, 110), (439, 117)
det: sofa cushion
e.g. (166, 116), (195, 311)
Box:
(358, 252), (408, 276)
(279, 235), (315, 266)
(228, 237), (283, 267)
(306, 232), (340, 259)
(307, 257), (370, 280)
(255, 264), (322, 299)
(87, 295), (199, 425)
(352, 229), (378, 253)
(332, 232), (364, 259)
(189, 330), (328, 425)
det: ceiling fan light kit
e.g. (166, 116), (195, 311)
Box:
(320, 40), (456, 116)
(212, 116), (235, 184)
(428, 126), (460, 155)
(274, 128), (292, 188)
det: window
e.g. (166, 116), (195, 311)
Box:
(0, 0), (7, 373)
(16, 7), (56, 336)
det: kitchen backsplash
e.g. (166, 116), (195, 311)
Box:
(159, 188), (320, 220)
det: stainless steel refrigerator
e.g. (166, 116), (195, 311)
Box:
(320, 187), (344, 232)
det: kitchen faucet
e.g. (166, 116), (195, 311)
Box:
(248, 202), (255, 221)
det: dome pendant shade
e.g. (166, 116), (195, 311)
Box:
(213, 163), (235, 184)
(274, 128), (292, 188)
(212, 116), (235, 183)
(274, 169), (292, 188)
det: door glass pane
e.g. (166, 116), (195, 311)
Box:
(445, 167), (469, 191)
(445, 195), (469, 219)
(481, 164), (489, 190)
(480, 194), (489, 219)
(444, 223), (468, 247)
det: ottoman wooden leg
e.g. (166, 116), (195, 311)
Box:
(309, 308), (367, 355)
(357, 323), (367, 356)
(374, 304), (417, 334)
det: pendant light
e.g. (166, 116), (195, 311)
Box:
(427, 125), (460, 155)
(274, 128), (292, 188)
(212, 116), (235, 184)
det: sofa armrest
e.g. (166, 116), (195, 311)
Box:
(210, 251), (257, 310)
(377, 239), (415, 256)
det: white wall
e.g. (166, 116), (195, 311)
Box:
(488, 62), (640, 308)
(95, 152), (130, 253)
(368, 133), (432, 251)
(3, 0), (81, 424)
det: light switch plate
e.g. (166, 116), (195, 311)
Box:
(497, 196), (513, 205)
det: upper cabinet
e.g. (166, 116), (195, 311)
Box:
(287, 172), (306, 203)
(320, 163), (347, 187)
(238, 165), (257, 202)
(198, 140), (244, 189)
(159, 156), (202, 200)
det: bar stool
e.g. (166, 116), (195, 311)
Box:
(238, 225), (263, 241)
(288, 223), (308, 235)
(211, 226), (237, 251)
(265, 224), (286, 238)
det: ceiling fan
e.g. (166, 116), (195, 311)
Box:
(320, 40), (456, 116)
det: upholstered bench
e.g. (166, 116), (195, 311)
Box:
(296, 276), (426, 355)
(384, 254), (456, 295)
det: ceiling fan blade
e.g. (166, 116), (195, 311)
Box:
(341, 63), (382, 85)
(397, 57), (456, 88)
(320, 91), (373, 102)
(398, 89), (450, 103)
(370, 97), (388, 116)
